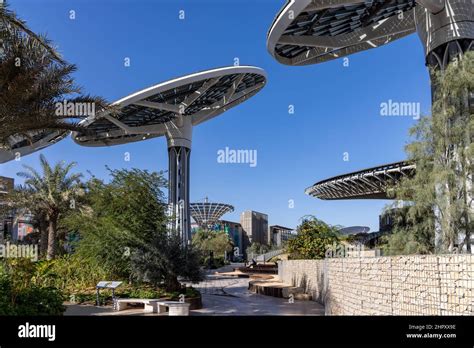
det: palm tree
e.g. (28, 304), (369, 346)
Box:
(17, 154), (84, 259)
(0, 25), (110, 147)
(0, 1), (111, 148)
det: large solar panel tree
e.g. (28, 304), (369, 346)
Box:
(73, 66), (266, 245)
(268, 0), (473, 248)
(190, 197), (234, 230)
(267, 1), (473, 190)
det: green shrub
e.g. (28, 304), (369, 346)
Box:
(66, 284), (200, 305)
(0, 272), (15, 315)
(0, 260), (65, 315)
(158, 286), (201, 302)
(288, 216), (340, 260)
(126, 287), (166, 299)
(130, 232), (203, 291)
(202, 255), (227, 269)
(29, 255), (111, 294)
(14, 286), (65, 316)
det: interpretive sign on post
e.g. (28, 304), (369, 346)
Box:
(95, 281), (122, 306)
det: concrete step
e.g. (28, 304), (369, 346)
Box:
(248, 280), (312, 301)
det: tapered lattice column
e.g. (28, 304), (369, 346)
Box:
(168, 146), (191, 245)
(415, 1), (473, 70)
(166, 115), (193, 245)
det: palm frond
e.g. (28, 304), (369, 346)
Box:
(0, 1), (65, 63)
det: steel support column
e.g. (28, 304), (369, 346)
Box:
(415, 0), (474, 250)
(166, 116), (193, 245)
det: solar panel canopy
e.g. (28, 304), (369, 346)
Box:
(305, 161), (416, 200)
(190, 202), (235, 228)
(0, 130), (67, 164)
(72, 66), (266, 147)
(267, 0), (417, 66)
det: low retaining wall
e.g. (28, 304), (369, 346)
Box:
(278, 255), (474, 315)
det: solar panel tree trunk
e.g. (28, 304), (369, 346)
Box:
(415, 1), (473, 250)
(166, 115), (192, 245)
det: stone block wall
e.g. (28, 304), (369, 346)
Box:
(278, 254), (474, 315)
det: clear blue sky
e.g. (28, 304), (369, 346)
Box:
(1, 0), (432, 232)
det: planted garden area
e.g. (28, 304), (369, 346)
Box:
(0, 157), (209, 315)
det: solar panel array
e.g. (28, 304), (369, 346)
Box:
(9, 130), (67, 150)
(75, 71), (265, 145)
(269, 0), (417, 65)
(0, 129), (68, 163)
(276, 0), (416, 59)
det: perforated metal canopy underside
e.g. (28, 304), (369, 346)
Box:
(0, 130), (68, 164)
(190, 202), (235, 228)
(268, 0), (417, 66)
(305, 161), (416, 200)
(73, 66), (266, 147)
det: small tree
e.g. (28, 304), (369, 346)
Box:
(246, 242), (270, 258)
(388, 52), (473, 253)
(131, 232), (203, 292)
(287, 215), (340, 260)
(68, 168), (168, 278)
(192, 229), (233, 258)
(67, 167), (203, 290)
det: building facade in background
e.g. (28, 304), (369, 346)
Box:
(0, 176), (14, 242)
(268, 225), (295, 247)
(0, 176), (35, 242)
(216, 220), (249, 257)
(240, 210), (268, 245)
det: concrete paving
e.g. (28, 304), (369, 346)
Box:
(65, 264), (325, 316)
(185, 265), (325, 316)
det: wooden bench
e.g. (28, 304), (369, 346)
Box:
(157, 301), (191, 316)
(114, 299), (161, 313)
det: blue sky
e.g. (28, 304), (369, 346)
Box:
(1, 0), (432, 231)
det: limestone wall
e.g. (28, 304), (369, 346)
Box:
(278, 255), (474, 315)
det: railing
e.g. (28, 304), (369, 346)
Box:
(249, 249), (285, 263)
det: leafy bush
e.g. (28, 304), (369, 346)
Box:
(35, 255), (110, 292)
(381, 229), (433, 256)
(66, 284), (200, 305)
(126, 287), (166, 300)
(203, 256), (227, 269)
(287, 216), (340, 260)
(131, 232), (203, 291)
(65, 168), (203, 291)
(13, 286), (65, 316)
(66, 168), (168, 279)
(0, 270), (15, 315)
(0, 260), (65, 315)
(192, 229), (233, 259)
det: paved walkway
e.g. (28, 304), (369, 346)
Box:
(185, 265), (325, 316)
(65, 264), (325, 316)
